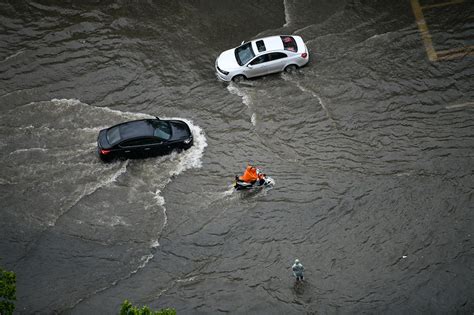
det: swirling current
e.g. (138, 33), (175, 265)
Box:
(0, 0), (473, 314)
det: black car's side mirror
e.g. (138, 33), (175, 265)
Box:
(154, 116), (160, 120)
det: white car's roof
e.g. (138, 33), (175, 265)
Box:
(252, 36), (284, 52)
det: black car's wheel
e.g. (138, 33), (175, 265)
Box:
(284, 64), (298, 73)
(232, 75), (245, 83)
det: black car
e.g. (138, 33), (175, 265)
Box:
(97, 117), (193, 162)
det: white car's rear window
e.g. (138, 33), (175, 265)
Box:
(281, 36), (297, 52)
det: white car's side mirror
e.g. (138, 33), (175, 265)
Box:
(241, 41), (245, 45)
(247, 64), (253, 68)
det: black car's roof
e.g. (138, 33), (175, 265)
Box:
(115, 119), (155, 139)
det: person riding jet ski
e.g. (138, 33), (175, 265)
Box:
(234, 164), (272, 190)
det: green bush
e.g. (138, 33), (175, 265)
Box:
(120, 300), (176, 315)
(0, 267), (16, 315)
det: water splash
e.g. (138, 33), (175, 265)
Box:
(227, 83), (257, 126)
(281, 74), (335, 124)
(45, 160), (129, 227)
(9, 147), (48, 155)
(283, 0), (292, 27)
(445, 101), (474, 109)
(1, 49), (25, 63)
(227, 83), (252, 108)
(251, 113), (257, 126)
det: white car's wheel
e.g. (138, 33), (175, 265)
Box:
(232, 75), (245, 83)
(284, 64), (298, 73)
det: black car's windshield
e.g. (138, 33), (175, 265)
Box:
(151, 120), (171, 140)
(235, 42), (255, 66)
(106, 126), (121, 145)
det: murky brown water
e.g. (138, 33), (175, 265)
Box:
(0, 0), (473, 313)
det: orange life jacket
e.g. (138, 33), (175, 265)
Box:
(240, 166), (258, 183)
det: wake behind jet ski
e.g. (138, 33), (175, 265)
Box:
(234, 165), (274, 190)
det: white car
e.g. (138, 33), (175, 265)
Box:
(215, 35), (309, 82)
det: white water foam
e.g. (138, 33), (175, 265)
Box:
(1, 49), (25, 63)
(149, 117), (207, 248)
(0, 178), (14, 185)
(227, 83), (252, 108)
(445, 101), (474, 109)
(132, 274), (198, 304)
(97, 215), (131, 227)
(299, 83), (330, 117)
(283, 0), (292, 27)
(9, 147), (48, 155)
(395, 171), (412, 177)
(51, 98), (82, 107)
(150, 191), (166, 248)
(80, 127), (107, 133)
(251, 113), (257, 126)
(51, 98), (152, 120)
(167, 118), (207, 176)
(282, 75), (334, 123)
(136, 253), (154, 272)
(227, 83), (257, 126)
(69, 251), (155, 311)
(223, 186), (236, 196)
(176, 276), (197, 283)
(46, 160), (129, 227)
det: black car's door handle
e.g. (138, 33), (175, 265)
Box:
(144, 148), (151, 151)
(125, 150), (131, 153)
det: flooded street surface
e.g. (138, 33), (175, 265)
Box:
(0, 0), (473, 313)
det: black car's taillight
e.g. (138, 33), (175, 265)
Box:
(100, 149), (111, 155)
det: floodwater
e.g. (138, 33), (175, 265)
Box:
(0, 0), (473, 313)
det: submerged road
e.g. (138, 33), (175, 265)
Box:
(0, 0), (473, 313)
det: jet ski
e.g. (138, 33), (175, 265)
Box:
(234, 175), (275, 190)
